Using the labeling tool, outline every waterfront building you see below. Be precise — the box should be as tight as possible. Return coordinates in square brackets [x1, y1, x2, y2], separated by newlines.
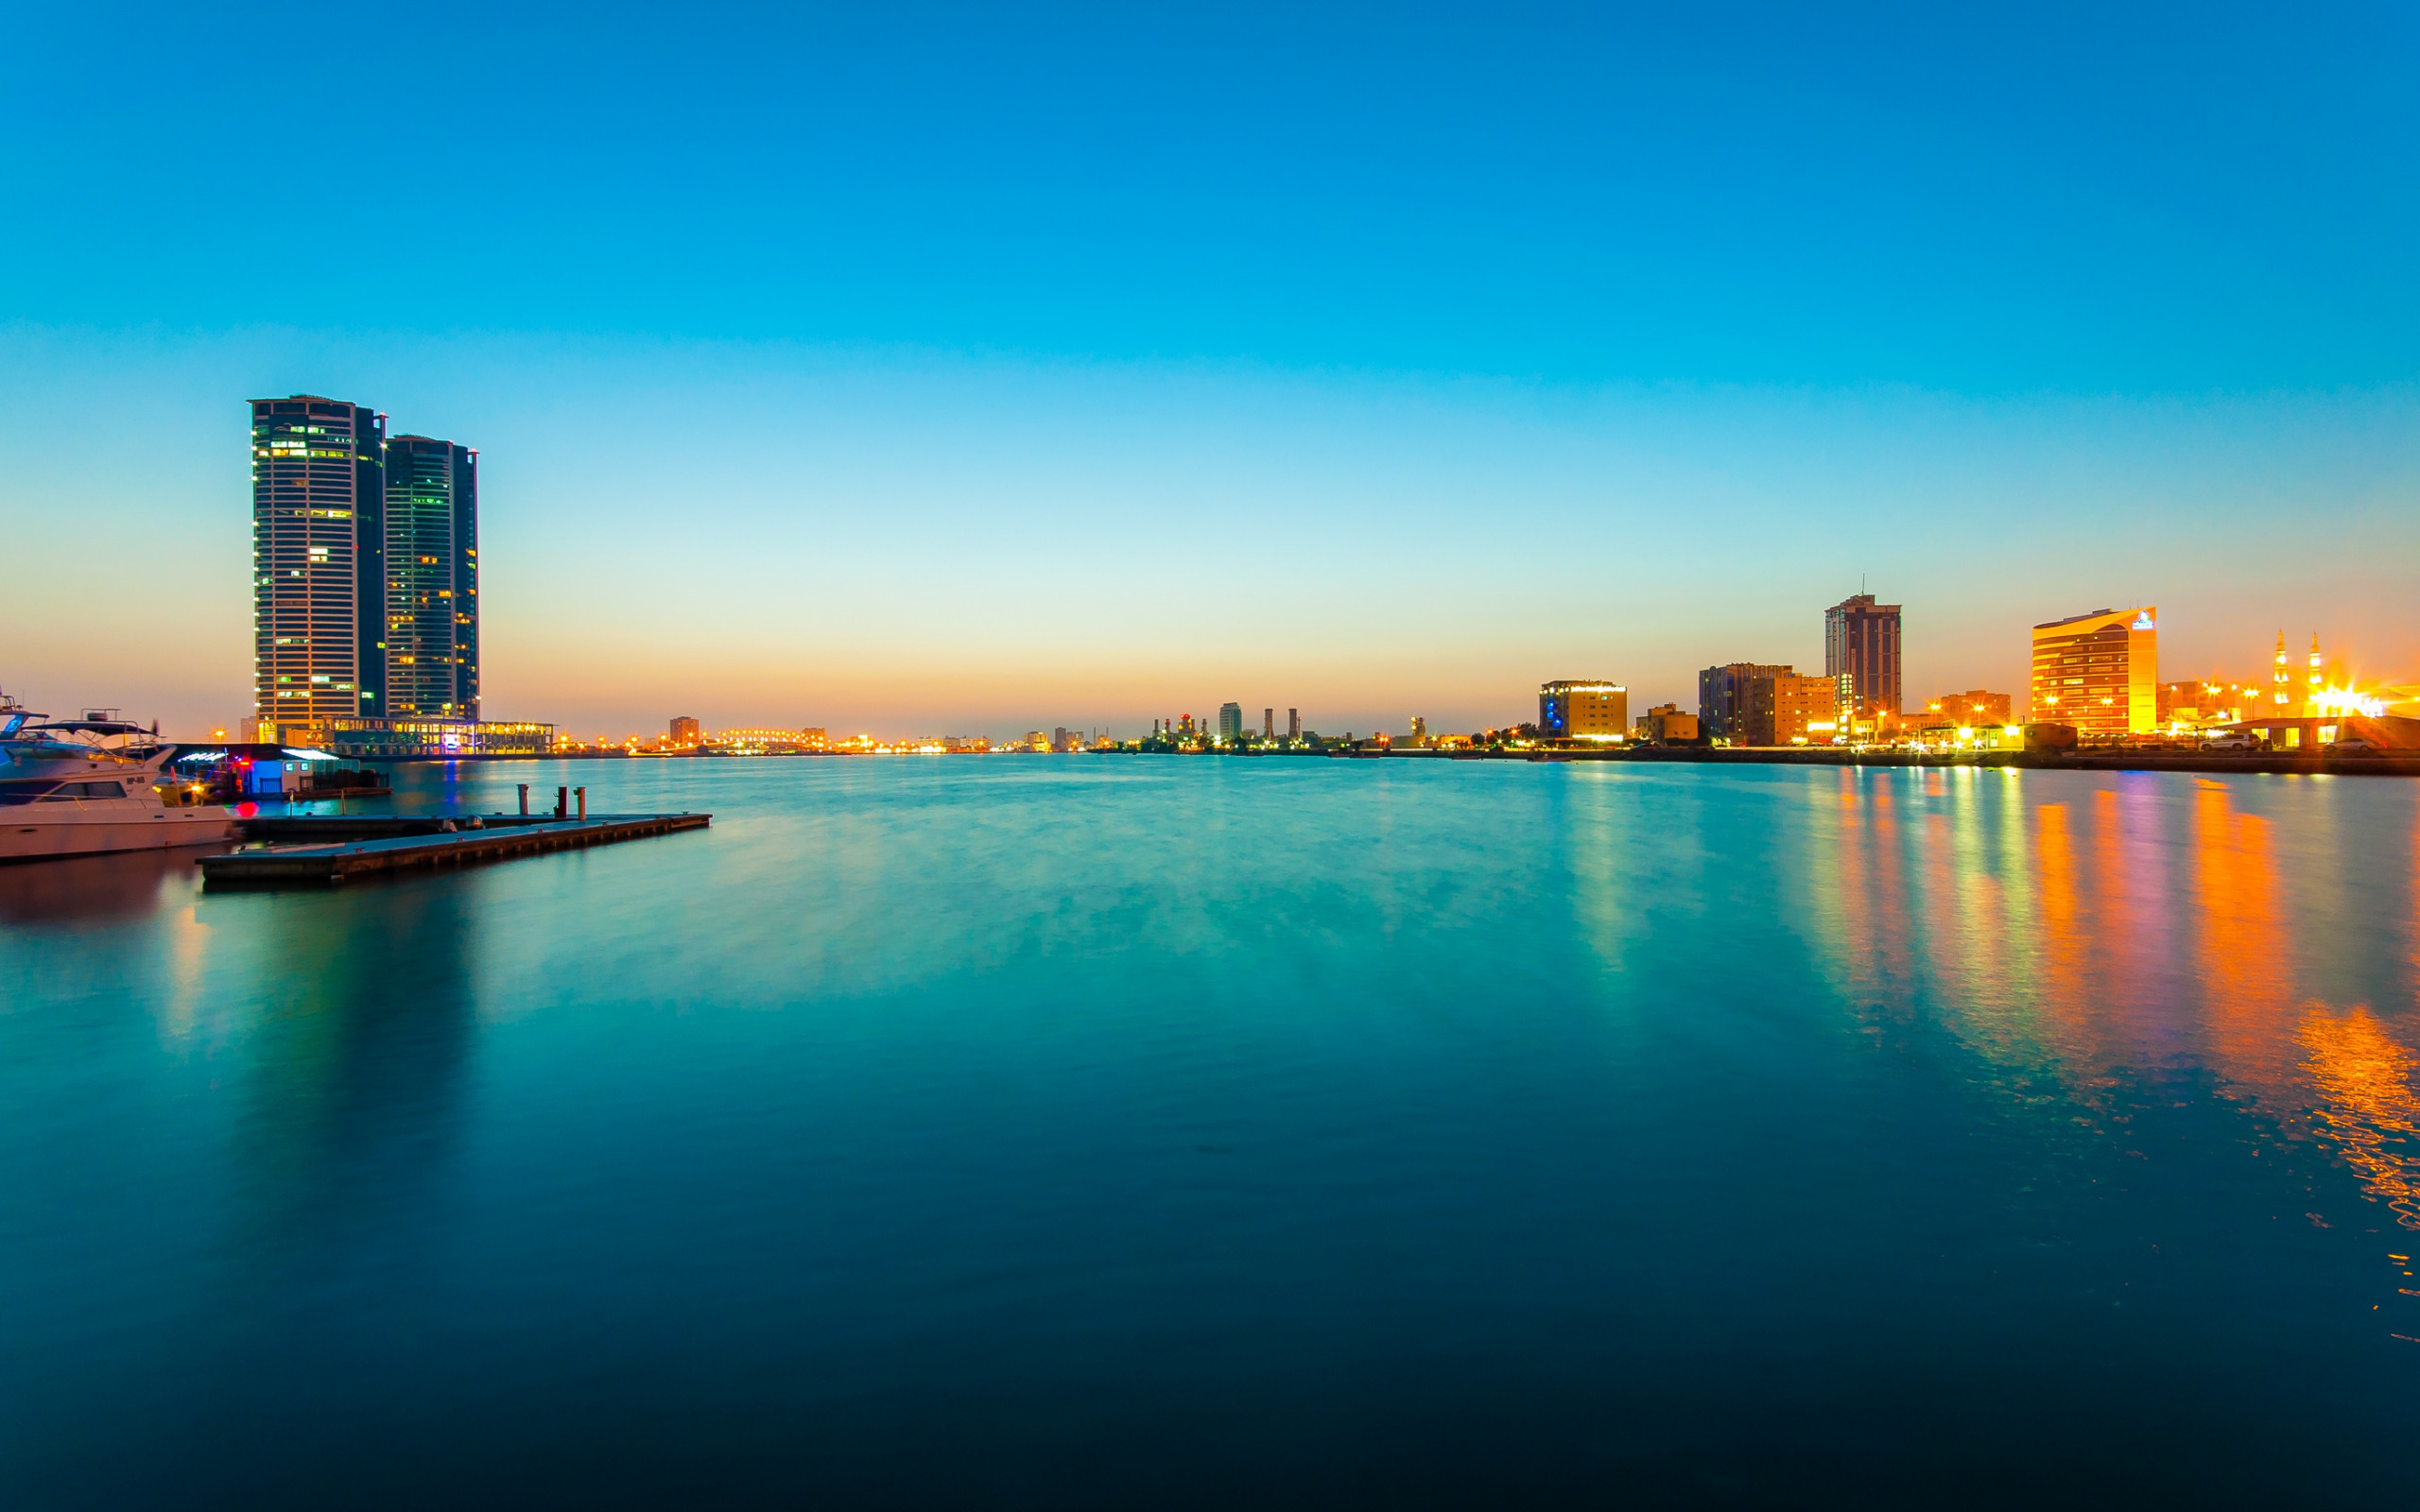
[1744, 672, 1839, 746]
[669, 715, 701, 744]
[1219, 703, 1244, 742]
[1697, 663, 1791, 743]
[282, 716, 552, 759]
[1635, 703, 1699, 742]
[251, 395, 387, 722]
[2031, 608, 2157, 736]
[1539, 681, 1628, 742]
[1825, 593, 1904, 715]
[1409, 715, 1428, 745]
[1925, 690, 2014, 727]
[1288, 708, 1301, 740]
[383, 435, 479, 718]
[1263, 708, 1274, 739]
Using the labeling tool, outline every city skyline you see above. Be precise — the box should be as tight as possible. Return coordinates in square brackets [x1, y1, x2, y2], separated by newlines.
[4, 8, 2416, 734]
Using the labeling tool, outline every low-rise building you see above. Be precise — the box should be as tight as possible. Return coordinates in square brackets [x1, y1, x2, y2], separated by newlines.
[1925, 690, 2014, 727]
[1540, 680, 1628, 742]
[1634, 704, 1699, 743]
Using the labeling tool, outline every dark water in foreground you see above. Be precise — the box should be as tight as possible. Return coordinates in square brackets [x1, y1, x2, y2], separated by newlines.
[4, 758, 2419, 1506]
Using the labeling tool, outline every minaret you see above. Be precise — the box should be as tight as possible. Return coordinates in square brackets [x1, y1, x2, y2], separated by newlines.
[2307, 633, 2324, 714]
[2273, 631, 2291, 709]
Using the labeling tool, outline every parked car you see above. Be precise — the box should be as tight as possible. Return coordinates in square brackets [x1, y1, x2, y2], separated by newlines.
[2201, 731, 2262, 751]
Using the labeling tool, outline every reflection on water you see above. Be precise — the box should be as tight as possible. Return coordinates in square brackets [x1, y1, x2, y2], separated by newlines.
[1788, 767, 2420, 1236]
[4, 760, 2420, 1504]
[0, 847, 202, 925]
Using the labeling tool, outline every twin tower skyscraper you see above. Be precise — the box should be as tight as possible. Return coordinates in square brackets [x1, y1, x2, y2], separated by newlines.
[250, 395, 477, 728]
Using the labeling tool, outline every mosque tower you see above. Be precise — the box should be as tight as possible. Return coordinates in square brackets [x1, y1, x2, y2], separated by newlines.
[2273, 631, 2292, 710]
[2307, 633, 2325, 713]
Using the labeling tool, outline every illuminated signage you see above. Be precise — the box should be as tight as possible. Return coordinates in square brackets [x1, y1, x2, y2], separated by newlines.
[2132, 610, 2155, 631]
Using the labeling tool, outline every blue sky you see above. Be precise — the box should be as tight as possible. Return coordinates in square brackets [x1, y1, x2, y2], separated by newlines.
[4, 4, 2416, 735]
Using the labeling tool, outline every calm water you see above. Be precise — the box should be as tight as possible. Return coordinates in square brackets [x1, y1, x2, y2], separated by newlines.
[5, 758, 2419, 1506]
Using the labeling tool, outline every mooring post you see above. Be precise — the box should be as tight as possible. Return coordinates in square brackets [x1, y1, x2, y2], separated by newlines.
[555, 786, 568, 818]
[576, 787, 586, 820]
[518, 783, 529, 816]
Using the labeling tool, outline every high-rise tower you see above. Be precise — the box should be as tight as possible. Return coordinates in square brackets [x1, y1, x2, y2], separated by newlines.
[251, 396, 386, 723]
[384, 436, 479, 718]
[1824, 593, 1903, 716]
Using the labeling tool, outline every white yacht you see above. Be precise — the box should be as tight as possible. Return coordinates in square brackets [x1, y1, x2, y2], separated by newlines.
[0, 695, 237, 862]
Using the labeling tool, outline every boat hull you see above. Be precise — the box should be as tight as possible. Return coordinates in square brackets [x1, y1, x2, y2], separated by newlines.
[0, 807, 237, 862]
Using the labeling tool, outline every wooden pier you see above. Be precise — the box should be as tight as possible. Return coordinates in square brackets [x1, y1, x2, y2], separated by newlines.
[200, 812, 710, 887]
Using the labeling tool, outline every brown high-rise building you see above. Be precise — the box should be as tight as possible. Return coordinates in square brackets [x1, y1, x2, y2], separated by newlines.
[1825, 593, 1903, 715]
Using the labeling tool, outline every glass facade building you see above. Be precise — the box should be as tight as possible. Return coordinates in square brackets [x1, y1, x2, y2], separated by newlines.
[384, 436, 479, 718]
[251, 396, 385, 722]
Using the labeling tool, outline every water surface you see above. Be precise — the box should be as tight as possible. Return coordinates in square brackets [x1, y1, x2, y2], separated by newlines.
[4, 759, 2418, 1505]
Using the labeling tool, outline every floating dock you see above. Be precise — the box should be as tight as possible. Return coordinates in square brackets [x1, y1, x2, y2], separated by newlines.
[199, 812, 710, 887]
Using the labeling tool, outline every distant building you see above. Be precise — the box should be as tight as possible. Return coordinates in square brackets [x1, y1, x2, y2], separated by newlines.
[251, 395, 387, 723]
[1635, 703, 1700, 743]
[1263, 707, 1274, 738]
[1641, 704, 1695, 741]
[1218, 702, 1244, 741]
[1926, 690, 2013, 728]
[288, 716, 552, 759]
[1825, 593, 1904, 716]
[2031, 608, 2157, 736]
[384, 434, 479, 719]
[1745, 672, 1839, 746]
[1409, 715, 1428, 744]
[1052, 726, 1076, 752]
[669, 715, 701, 744]
[1539, 681, 1628, 742]
[1698, 663, 1792, 743]
[1288, 708, 1301, 739]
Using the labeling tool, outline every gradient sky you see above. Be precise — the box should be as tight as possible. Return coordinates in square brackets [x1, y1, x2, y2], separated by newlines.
[4, 3, 2416, 737]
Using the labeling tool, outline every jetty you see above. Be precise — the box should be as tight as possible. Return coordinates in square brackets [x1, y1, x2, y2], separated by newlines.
[200, 811, 710, 887]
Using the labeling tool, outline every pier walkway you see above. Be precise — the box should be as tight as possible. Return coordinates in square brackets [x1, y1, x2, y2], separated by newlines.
[200, 812, 710, 887]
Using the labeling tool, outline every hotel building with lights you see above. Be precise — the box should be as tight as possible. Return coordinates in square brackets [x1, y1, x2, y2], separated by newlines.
[384, 435, 479, 718]
[251, 396, 541, 756]
[1540, 680, 1629, 741]
[1824, 593, 1903, 715]
[2030, 607, 2157, 736]
[251, 396, 387, 722]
